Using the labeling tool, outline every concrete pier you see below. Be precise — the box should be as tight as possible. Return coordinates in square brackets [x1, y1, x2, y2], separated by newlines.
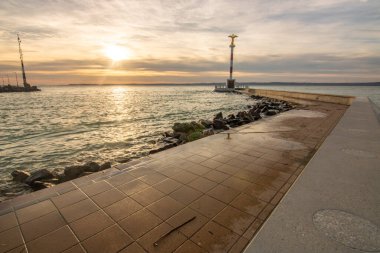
[1, 90, 376, 253]
[244, 97, 380, 253]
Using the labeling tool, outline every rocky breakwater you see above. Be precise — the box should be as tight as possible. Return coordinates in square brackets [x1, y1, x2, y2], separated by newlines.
[150, 95, 295, 154]
[10, 161, 111, 191]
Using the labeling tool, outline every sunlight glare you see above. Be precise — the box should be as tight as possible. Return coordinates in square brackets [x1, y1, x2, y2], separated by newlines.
[104, 45, 131, 61]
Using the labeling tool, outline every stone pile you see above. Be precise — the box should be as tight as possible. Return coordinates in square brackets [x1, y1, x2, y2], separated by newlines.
[150, 95, 295, 154]
[11, 161, 111, 190]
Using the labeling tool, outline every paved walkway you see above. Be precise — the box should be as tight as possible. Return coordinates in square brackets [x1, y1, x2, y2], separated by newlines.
[244, 97, 380, 253]
[0, 100, 346, 253]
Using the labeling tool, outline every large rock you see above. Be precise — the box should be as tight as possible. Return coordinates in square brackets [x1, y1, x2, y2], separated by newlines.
[64, 165, 86, 180]
[149, 143, 176, 154]
[116, 157, 131, 163]
[84, 161, 100, 172]
[266, 110, 277, 116]
[163, 137, 180, 144]
[203, 128, 215, 136]
[25, 169, 54, 185]
[172, 121, 205, 134]
[199, 119, 213, 128]
[213, 119, 226, 130]
[214, 112, 223, 120]
[187, 131, 203, 141]
[29, 181, 54, 191]
[11, 170, 30, 183]
[99, 162, 111, 171]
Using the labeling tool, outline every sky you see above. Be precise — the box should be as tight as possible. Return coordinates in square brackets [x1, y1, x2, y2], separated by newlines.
[0, 0, 379, 85]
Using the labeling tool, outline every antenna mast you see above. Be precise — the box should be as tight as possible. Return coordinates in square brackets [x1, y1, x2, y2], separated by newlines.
[17, 34, 30, 88]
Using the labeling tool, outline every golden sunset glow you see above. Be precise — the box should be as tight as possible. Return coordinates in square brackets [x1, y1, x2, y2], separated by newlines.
[103, 45, 131, 61]
[0, 0, 379, 85]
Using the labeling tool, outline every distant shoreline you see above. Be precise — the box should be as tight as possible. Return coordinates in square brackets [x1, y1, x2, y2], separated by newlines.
[63, 82, 380, 87]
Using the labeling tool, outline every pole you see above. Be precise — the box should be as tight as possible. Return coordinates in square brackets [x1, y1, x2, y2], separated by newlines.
[2, 76, 4, 86]
[15, 72, 19, 87]
[227, 34, 238, 89]
[7, 74, 10, 85]
[17, 34, 29, 88]
[229, 45, 234, 79]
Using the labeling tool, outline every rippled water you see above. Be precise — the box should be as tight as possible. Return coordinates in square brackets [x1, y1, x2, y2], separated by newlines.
[1, 84, 379, 199]
[0, 85, 252, 196]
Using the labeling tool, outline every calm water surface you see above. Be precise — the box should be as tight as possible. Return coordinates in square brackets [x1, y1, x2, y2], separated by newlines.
[1, 84, 379, 199]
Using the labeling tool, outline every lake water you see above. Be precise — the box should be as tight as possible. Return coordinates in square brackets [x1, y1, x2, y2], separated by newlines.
[1, 84, 379, 199]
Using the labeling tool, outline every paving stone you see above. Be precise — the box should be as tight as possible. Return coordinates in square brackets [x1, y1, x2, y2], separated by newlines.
[167, 207, 208, 238]
[203, 170, 230, 183]
[16, 200, 57, 224]
[130, 187, 165, 206]
[62, 244, 86, 253]
[104, 197, 143, 221]
[214, 206, 255, 235]
[52, 189, 87, 209]
[147, 196, 184, 220]
[117, 179, 150, 196]
[26, 225, 78, 253]
[91, 188, 125, 208]
[174, 240, 205, 253]
[171, 171, 198, 184]
[170, 185, 203, 205]
[80, 181, 112, 197]
[230, 193, 267, 217]
[139, 172, 167, 185]
[0, 227, 24, 253]
[154, 178, 182, 194]
[188, 177, 217, 193]
[119, 209, 162, 240]
[191, 221, 239, 253]
[189, 195, 226, 218]
[137, 222, 187, 253]
[207, 184, 240, 204]
[82, 225, 133, 253]
[119, 242, 147, 253]
[106, 172, 135, 187]
[21, 211, 65, 242]
[60, 199, 99, 223]
[0, 212, 18, 233]
[70, 210, 114, 241]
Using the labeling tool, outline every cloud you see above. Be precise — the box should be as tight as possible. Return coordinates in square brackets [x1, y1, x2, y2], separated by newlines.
[0, 0, 379, 84]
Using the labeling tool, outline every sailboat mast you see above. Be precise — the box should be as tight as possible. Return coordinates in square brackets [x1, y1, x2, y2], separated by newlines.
[17, 34, 29, 88]
[15, 72, 19, 87]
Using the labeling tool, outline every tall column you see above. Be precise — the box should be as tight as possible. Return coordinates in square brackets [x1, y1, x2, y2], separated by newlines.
[227, 34, 238, 89]
[230, 45, 234, 79]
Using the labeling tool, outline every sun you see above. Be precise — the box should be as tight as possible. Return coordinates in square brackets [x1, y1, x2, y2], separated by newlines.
[103, 45, 131, 61]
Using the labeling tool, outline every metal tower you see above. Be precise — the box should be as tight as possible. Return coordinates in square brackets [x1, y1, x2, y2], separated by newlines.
[17, 34, 30, 88]
[227, 34, 238, 89]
